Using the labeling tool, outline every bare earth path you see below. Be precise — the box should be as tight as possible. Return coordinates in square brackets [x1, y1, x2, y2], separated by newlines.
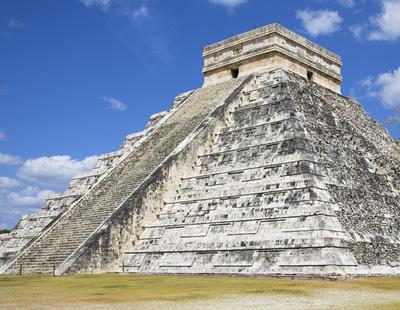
[0, 274, 399, 309]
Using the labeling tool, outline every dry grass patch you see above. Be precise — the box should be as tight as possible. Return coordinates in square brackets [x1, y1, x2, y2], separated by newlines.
[0, 274, 399, 309]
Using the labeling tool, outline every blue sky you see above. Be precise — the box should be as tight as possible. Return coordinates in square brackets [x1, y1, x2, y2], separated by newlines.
[1, 0, 399, 229]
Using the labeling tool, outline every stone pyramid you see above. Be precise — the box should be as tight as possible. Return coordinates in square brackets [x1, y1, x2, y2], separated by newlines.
[1, 24, 399, 277]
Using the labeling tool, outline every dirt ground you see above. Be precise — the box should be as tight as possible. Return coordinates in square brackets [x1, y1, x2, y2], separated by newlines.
[0, 274, 399, 309]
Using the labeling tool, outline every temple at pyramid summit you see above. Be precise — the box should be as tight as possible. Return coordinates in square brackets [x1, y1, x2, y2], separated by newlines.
[1, 23, 400, 277]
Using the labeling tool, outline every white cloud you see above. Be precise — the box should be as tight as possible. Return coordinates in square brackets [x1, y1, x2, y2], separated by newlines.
[102, 96, 127, 111]
[208, 0, 248, 8]
[131, 5, 150, 22]
[79, 0, 151, 24]
[8, 18, 23, 29]
[17, 155, 97, 188]
[1, 18, 23, 39]
[369, 0, 400, 41]
[361, 67, 400, 109]
[0, 177, 21, 189]
[0, 222, 10, 230]
[0, 153, 22, 166]
[79, 0, 112, 10]
[349, 24, 364, 39]
[338, 0, 356, 7]
[0, 130, 6, 142]
[296, 9, 343, 37]
[0, 153, 97, 228]
[7, 186, 55, 207]
[0, 184, 56, 229]
[0, 205, 27, 229]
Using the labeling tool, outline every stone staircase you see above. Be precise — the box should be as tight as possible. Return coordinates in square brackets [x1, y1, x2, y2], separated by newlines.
[3, 77, 248, 275]
[0, 103, 175, 270]
[121, 69, 358, 276]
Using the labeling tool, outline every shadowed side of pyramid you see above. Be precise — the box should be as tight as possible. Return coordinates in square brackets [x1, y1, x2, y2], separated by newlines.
[121, 69, 360, 277]
[291, 74, 400, 275]
[2, 23, 399, 278]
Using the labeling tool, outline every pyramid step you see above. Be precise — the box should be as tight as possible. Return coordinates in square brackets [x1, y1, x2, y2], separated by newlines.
[4, 77, 246, 275]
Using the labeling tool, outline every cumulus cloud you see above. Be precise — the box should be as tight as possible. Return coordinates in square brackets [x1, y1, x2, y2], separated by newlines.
[0, 153, 22, 166]
[0, 184, 56, 229]
[102, 96, 127, 111]
[337, 0, 356, 7]
[79, 0, 151, 24]
[0, 177, 21, 189]
[0, 204, 28, 229]
[368, 0, 400, 41]
[208, 0, 248, 8]
[361, 67, 400, 109]
[17, 155, 97, 188]
[8, 18, 23, 29]
[0, 130, 6, 142]
[1, 18, 23, 39]
[0, 153, 97, 228]
[131, 5, 150, 22]
[79, 0, 112, 10]
[349, 24, 364, 39]
[6, 186, 55, 207]
[296, 9, 343, 37]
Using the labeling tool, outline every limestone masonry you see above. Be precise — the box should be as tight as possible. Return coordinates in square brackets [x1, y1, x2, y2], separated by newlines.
[1, 24, 399, 277]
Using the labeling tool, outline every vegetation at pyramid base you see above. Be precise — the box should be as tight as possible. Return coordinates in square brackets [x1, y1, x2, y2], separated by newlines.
[0, 230, 10, 235]
[0, 274, 399, 309]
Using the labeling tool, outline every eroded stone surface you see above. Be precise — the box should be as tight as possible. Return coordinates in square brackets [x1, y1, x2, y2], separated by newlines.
[1, 78, 246, 275]
[203, 23, 342, 93]
[1, 23, 399, 277]
[122, 69, 357, 276]
[290, 75, 400, 269]
[0, 91, 193, 271]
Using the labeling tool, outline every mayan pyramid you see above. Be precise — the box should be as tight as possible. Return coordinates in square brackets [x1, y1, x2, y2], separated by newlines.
[1, 23, 399, 277]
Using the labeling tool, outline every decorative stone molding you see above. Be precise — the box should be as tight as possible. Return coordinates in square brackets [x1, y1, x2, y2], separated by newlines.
[202, 23, 342, 93]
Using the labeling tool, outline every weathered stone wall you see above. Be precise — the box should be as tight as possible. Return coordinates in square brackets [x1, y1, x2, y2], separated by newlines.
[121, 69, 362, 277]
[2, 45, 399, 277]
[0, 102, 179, 272]
[59, 79, 248, 274]
[202, 23, 341, 93]
[1, 77, 247, 275]
[289, 74, 400, 269]
[63, 105, 222, 274]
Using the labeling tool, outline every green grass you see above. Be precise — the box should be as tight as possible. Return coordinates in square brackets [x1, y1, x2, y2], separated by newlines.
[0, 274, 399, 308]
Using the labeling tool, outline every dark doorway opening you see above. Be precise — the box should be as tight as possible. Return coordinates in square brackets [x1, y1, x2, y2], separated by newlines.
[307, 71, 314, 81]
[231, 68, 239, 79]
